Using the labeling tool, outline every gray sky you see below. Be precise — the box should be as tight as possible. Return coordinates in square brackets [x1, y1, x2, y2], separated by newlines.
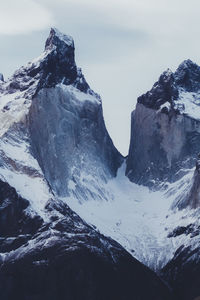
[1, 0, 200, 155]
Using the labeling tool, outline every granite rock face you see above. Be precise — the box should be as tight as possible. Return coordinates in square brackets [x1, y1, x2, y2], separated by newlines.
[26, 28, 123, 197]
[0, 28, 123, 199]
[28, 85, 122, 197]
[126, 60, 200, 186]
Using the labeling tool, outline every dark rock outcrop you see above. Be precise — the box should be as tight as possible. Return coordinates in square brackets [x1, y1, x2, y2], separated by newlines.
[138, 70, 178, 110]
[174, 59, 200, 92]
[161, 244, 200, 300]
[6, 28, 96, 97]
[0, 179, 42, 239]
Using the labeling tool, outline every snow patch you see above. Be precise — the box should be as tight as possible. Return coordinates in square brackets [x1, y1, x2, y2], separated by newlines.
[60, 84, 100, 104]
[175, 90, 200, 120]
[64, 163, 196, 271]
[0, 91, 31, 137]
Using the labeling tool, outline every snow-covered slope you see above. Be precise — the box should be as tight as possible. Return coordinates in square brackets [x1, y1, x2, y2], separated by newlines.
[161, 159, 200, 300]
[64, 162, 197, 271]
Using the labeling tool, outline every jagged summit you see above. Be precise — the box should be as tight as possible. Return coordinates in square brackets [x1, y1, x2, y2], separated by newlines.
[138, 68, 178, 110]
[127, 58, 200, 186]
[45, 27, 74, 50]
[174, 59, 200, 92]
[138, 59, 200, 111]
[3, 28, 93, 96]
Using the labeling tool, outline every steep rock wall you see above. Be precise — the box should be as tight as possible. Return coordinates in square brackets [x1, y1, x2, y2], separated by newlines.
[126, 61, 200, 186]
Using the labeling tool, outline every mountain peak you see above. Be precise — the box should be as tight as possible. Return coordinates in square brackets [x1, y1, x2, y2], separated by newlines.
[137, 68, 178, 110]
[174, 59, 200, 92]
[45, 27, 74, 51]
[176, 59, 198, 70]
[7, 28, 93, 94]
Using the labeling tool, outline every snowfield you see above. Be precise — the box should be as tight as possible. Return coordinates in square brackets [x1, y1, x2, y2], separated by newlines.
[65, 163, 198, 271]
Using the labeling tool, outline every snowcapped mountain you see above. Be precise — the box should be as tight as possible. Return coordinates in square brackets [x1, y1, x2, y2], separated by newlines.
[1, 27, 200, 300]
[126, 60, 200, 186]
[0, 28, 172, 300]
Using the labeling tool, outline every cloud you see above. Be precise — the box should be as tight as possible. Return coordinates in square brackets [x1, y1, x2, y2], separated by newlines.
[0, 0, 54, 35]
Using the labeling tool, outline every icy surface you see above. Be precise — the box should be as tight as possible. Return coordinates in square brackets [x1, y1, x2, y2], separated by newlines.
[0, 131, 53, 220]
[65, 163, 196, 271]
[0, 91, 31, 137]
[174, 89, 200, 120]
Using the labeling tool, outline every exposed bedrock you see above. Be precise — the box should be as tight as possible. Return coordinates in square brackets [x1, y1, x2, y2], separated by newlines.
[27, 28, 123, 197]
[29, 85, 122, 197]
[126, 60, 200, 186]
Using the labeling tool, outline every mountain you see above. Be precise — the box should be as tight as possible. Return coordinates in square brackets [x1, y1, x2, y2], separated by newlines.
[2, 27, 200, 300]
[124, 59, 200, 300]
[126, 60, 200, 186]
[6, 27, 123, 198]
[61, 57, 200, 300]
[0, 28, 173, 300]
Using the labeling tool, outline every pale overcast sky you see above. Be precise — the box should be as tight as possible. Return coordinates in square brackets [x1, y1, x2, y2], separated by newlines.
[0, 0, 200, 155]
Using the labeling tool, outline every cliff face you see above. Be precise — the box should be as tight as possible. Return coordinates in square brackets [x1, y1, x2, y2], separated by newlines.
[25, 28, 123, 198]
[29, 85, 122, 197]
[0, 28, 122, 199]
[126, 61, 200, 186]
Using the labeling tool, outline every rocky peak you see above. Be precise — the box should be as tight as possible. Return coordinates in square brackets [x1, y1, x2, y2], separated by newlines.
[36, 27, 78, 90]
[35, 27, 91, 92]
[138, 69, 178, 110]
[137, 59, 200, 111]
[6, 28, 91, 96]
[126, 59, 200, 186]
[45, 27, 74, 51]
[174, 59, 200, 92]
